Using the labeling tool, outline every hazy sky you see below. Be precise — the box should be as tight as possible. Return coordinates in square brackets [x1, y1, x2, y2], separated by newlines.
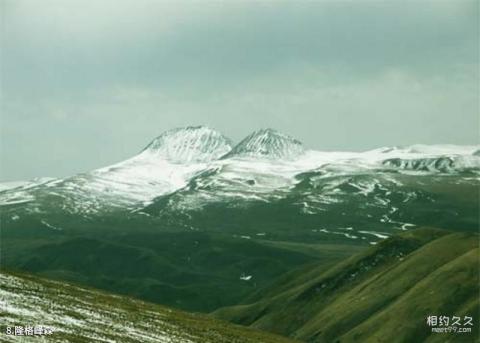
[1, 0, 479, 181]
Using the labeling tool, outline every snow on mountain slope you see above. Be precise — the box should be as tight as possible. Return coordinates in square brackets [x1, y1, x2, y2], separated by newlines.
[0, 181, 35, 192]
[140, 136, 479, 242]
[0, 126, 478, 219]
[381, 156, 477, 173]
[370, 144, 479, 155]
[0, 272, 293, 343]
[0, 126, 230, 215]
[223, 129, 305, 160]
[159, 141, 480, 207]
[143, 126, 233, 163]
[363, 144, 480, 173]
[0, 178, 57, 193]
[297, 145, 480, 172]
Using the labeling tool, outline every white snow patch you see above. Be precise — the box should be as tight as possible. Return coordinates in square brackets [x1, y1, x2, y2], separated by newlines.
[359, 231, 390, 239]
[240, 275, 252, 281]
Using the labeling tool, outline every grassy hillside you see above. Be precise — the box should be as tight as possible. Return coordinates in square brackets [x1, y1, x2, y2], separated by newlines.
[1, 223, 360, 313]
[214, 228, 480, 342]
[0, 270, 296, 343]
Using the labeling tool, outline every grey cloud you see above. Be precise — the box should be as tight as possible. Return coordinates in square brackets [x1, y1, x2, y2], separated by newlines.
[1, 0, 478, 180]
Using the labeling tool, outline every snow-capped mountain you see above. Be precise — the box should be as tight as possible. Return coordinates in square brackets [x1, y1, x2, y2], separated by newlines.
[143, 126, 233, 163]
[0, 126, 478, 243]
[223, 129, 305, 160]
[0, 126, 230, 214]
[150, 140, 480, 212]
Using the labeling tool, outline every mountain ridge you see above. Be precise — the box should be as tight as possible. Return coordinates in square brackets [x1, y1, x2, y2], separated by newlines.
[213, 228, 480, 342]
[0, 126, 478, 218]
[142, 125, 233, 163]
[223, 128, 305, 160]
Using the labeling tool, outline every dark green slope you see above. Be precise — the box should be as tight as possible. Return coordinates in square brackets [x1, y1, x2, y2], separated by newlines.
[1, 226, 361, 313]
[213, 228, 480, 342]
[0, 271, 296, 343]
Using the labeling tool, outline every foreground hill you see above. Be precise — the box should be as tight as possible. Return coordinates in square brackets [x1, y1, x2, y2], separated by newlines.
[0, 271, 295, 343]
[214, 228, 479, 343]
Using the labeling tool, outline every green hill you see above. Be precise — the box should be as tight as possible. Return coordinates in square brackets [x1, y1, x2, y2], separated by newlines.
[214, 228, 480, 342]
[0, 270, 296, 343]
[1, 226, 363, 314]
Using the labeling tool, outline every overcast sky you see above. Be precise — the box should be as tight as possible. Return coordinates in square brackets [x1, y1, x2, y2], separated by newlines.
[1, 0, 478, 181]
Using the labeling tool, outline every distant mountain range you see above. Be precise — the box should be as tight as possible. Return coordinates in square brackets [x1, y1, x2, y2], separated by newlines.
[1, 126, 479, 342]
[1, 126, 478, 242]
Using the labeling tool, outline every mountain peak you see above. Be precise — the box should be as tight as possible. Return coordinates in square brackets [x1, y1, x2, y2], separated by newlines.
[224, 128, 305, 160]
[143, 126, 233, 163]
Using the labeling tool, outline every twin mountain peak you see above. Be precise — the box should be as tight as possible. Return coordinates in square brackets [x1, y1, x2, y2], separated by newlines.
[143, 126, 305, 163]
